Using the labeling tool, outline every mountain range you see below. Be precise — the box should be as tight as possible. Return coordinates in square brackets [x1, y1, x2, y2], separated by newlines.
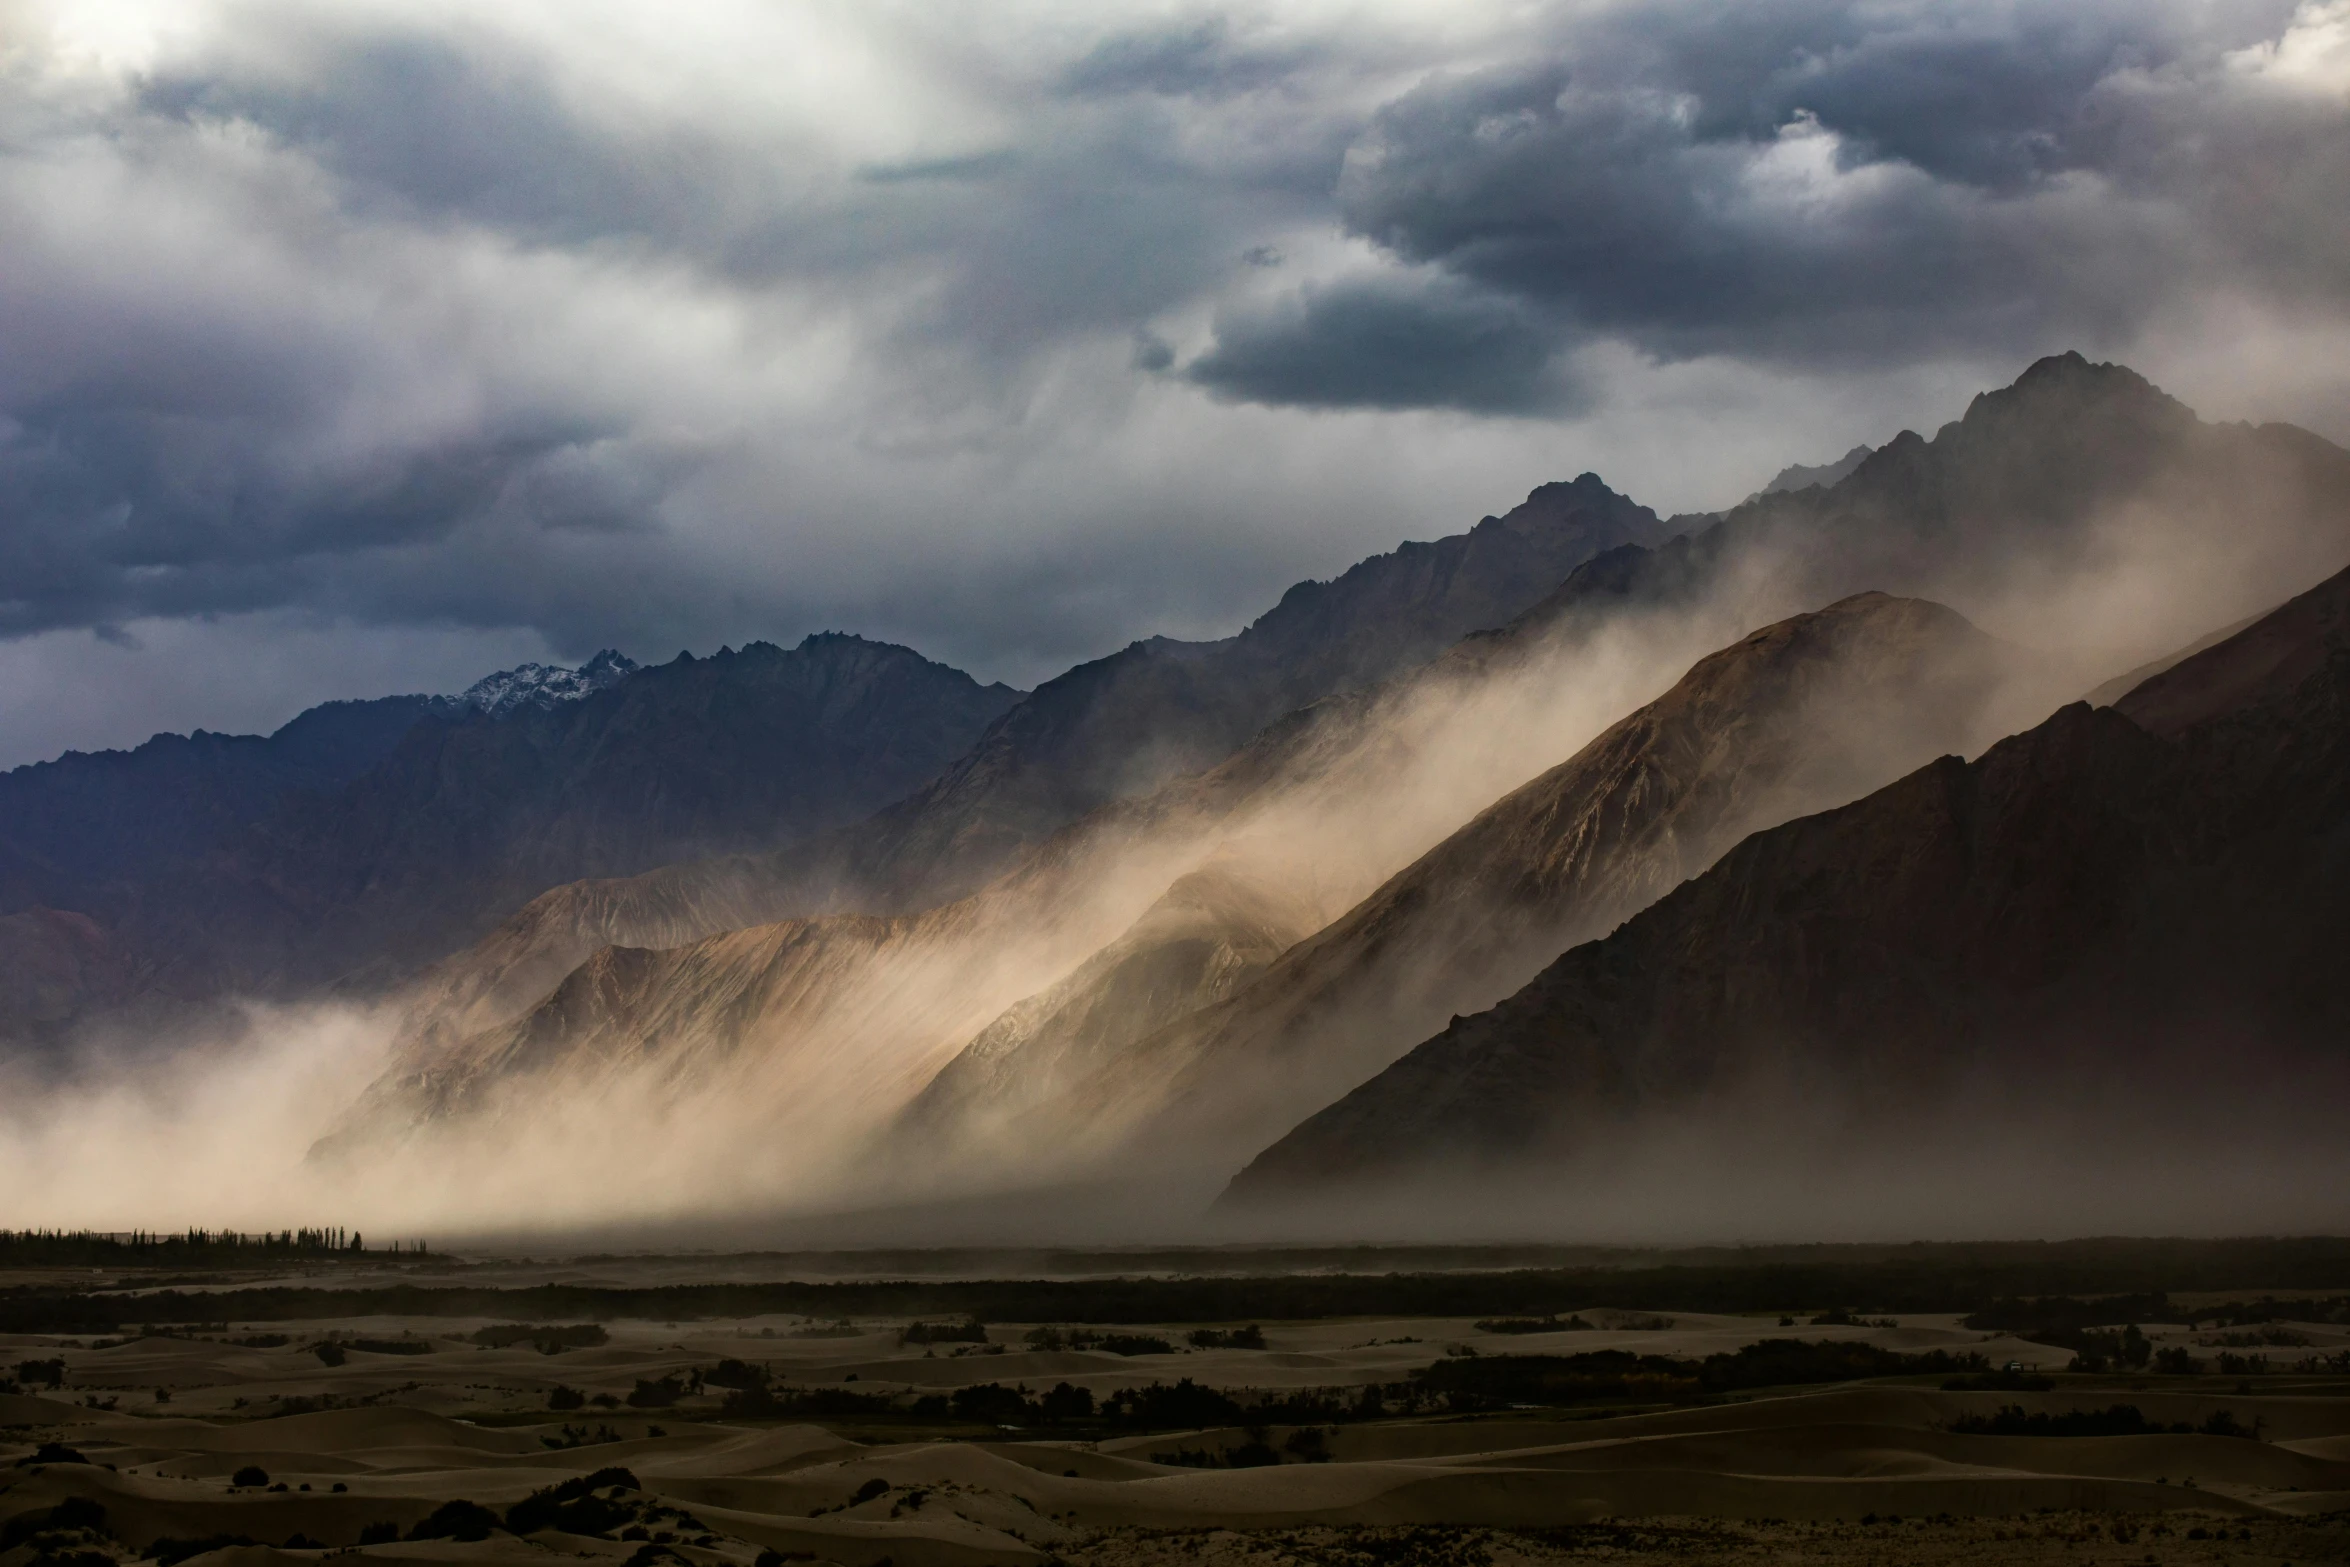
[8, 352, 2350, 1236]
[1224, 559, 2350, 1216]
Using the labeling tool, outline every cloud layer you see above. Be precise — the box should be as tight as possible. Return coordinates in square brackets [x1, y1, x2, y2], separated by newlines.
[3, 0, 2349, 764]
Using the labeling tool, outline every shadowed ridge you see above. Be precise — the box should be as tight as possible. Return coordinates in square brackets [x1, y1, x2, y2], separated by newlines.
[366, 352, 2350, 1069]
[1223, 559, 2350, 1206]
[932, 589, 2026, 1184]
[2113, 560, 2350, 738]
[108, 633, 1021, 999]
[369, 477, 1671, 1052]
[895, 862, 1323, 1153]
[818, 473, 1669, 910]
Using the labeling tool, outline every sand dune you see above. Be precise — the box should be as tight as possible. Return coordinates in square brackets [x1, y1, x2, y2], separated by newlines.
[9, 1294, 2349, 1567]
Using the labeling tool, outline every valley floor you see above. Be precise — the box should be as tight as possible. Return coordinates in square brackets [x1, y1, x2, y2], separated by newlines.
[4, 1261, 2349, 1567]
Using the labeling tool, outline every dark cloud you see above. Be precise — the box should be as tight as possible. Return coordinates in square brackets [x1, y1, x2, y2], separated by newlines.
[1060, 16, 1319, 99]
[0, 395, 632, 637]
[1195, 0, 2350, 393]
[140, 33, 701, 250]
[3, 0, 2349, 766]
[1186, 276, 1571, 413]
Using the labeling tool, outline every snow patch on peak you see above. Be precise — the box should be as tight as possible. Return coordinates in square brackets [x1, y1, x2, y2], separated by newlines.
[446, 650, 639, 717]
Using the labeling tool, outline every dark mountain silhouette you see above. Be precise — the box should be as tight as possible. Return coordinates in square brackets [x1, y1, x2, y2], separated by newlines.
[907, 592, 2038, 1182]
[0, 694, 437, 917]
[825, 473, 1672, 909]
[1753, 444, 1874, 499]
[1512, 353, 2350, 666]
[1223, 559, 2350, 1204]
[374, 477, 1672, 1047]
[361, 354, 2350, 1117]
[130, 634, 1023, 997]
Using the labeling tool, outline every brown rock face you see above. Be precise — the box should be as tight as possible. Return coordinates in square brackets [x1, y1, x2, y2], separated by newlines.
[939, 590, 2036, 1182]
[1225, 560, 2350, 1205]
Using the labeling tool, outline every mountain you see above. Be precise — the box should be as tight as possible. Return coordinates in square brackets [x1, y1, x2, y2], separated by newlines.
[369, 476, 1676, 1052]
[139, 634, 1023, 994]
[0, 693, 439, 918]
[819, 473, 1673, 910]
[316, 498, 1706, 1187]
[333, 355, 2350, 1208]
[1754, 444, 1874, 499]
[447, 649, 639, 716]
[1529, 354, 2350, 667]
[896, 862, 1322, 1149]
[894, 591, 2044, 1187]
[1222, 559, 2350, 1209]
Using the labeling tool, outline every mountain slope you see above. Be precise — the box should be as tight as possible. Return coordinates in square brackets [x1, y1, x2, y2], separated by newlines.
[375, 477, 1675, 1049]
[157, 633, 1022, 993]
[896, 862, 1322, 1146]
[822, 473, 1671, 909]
[322, 356, 2350, 1221]
[0, 694, 437, 918]
[397, 352, 2350, 1046]
[1224, 560, 2350, 1207]
[907, 592, 2039, 1184]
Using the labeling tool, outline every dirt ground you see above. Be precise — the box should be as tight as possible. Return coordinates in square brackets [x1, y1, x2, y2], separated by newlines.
[6, 1273, 2348, 1567]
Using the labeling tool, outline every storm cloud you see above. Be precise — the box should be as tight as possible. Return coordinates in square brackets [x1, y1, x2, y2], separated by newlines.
[2, 0, 2348, 765]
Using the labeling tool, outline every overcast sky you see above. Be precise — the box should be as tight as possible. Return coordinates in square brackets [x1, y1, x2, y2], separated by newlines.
[4, 0, 2350, 767]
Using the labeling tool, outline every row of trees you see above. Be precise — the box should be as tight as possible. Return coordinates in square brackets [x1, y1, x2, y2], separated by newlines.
[0, 1229, 429, 1267]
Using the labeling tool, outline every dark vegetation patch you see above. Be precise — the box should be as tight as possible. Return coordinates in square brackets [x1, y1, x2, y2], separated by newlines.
[13, 1237, 2350, 1334]
[505, 1467, 642, 1536]
[407, 1500, 501, 1542]
[1942, 1369, 2055, 1391]
[144, 1535, 259, 1565]
[471, 1322, 609, 1353]
[1474, 1315, 1592, 1334]
[1948, 1404, 2261, 1438]
[1414, 1340, 1992, 1410]
[1021, 1326, 1173, 1354]
[0, 1227, 417, 1269]
[2, 1496, 110, 1554]
[1187, 1326, 1268, 1349]
[899, 1319, 986, 1345]
[626, 1375, 686, 1408]
[16, 1443, 89, 1466]
[541, 1423, 627, 1449]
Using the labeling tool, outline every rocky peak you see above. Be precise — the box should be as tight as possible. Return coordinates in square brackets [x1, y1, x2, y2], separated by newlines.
[448, 650, 640, 717]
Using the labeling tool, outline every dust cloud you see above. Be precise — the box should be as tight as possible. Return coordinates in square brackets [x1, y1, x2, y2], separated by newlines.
[1, 456, 2342, 1245]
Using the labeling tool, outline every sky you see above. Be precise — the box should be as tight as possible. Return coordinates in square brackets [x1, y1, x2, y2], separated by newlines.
[4, 0, 2350, 768]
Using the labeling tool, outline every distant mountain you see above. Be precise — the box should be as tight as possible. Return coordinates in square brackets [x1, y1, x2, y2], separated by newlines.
[0, 649, 637, 923]
[0, 694, 439, 918]
[447, 650, 639, 717]
[1752, 444, 1874, 500]
[1223, 560, 2350, 1207]
[897, 862, 1322, 1150]
[305, 353, 2350, 1218]
[134, 634, 1023, 995]
[319, 494, 1697, 1173]
[826, 473, 1673, 910]
[908, 592, 2043, 1184]
[371, 476, 1676, 1050]
[344, 354, 2350, 1186]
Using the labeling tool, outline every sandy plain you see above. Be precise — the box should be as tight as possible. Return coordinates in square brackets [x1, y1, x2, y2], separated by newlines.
[6, 1262, 2349, 1567]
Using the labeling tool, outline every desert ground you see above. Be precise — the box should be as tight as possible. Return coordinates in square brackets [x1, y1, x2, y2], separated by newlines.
[7, 1253, 2350, 1567]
